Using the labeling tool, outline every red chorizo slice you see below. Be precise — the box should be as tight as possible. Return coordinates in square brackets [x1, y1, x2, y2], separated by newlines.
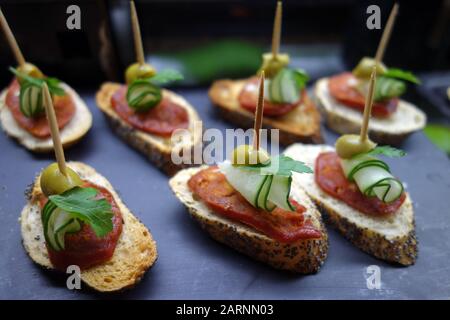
[188, 166, 322, 243]
[40, 182, 123, 271]
[111, 85, 189, 137]
[328, 72, 398, 118]
[5, 79, 76, 138]
[315, 151, 406, 216]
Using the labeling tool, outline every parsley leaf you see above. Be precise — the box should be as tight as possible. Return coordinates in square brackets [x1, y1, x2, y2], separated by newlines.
[48, 187, 114, 237]
[240, 155, 313, 176]
[383, 68, 421, 84]
[9, 67, 65, 96]
[148, 69, 184, 85]
[354, 145, 406, 159]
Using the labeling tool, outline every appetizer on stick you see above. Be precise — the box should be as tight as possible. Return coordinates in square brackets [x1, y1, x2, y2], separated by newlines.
[171, 72, 328, 273]
[209, 1, 322, 145]
[286, 67, 417, 266]
[21, 84, 157, 292]
[314, 4, 426, 145]
[96, 1, 201, 175]
[0, 8, 91, 152]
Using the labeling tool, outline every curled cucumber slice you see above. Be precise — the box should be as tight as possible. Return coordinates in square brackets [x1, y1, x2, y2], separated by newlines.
[219, 161, 294, 212]
[341, 155, 403, 203]
[19, 82, 44, 118]
[126, 79, 162, 112]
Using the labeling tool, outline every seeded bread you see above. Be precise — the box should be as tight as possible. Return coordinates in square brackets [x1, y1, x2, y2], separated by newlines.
[169, 166, 329, 274]
[96, 82, 201, 176]
[314, 77, 426, 145]
[209, 79, 323, 145]
[0, 83, 92, 152]
[20, 162, 158, 292]
[284, 143, 417, 266]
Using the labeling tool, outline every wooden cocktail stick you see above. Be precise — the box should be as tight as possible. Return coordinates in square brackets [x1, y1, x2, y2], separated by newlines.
[42, 83, 67, 176]
[360, 67, 377, 142]
[271, 1, 282, 59]
[130, 0, 145, 65]
[375, 3, 399, 64]
[253, 71, 265, 151]
[0, 7, 26, 66]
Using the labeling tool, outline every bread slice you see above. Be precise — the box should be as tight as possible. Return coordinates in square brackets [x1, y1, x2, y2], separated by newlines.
[20, 162, 158, 292]
[0, 83, 92, 152]
[314, 77, 426, 145]
[284, 143, 417, 266]
[209, 79, 323, 145]
[96, 82, 201, 176]
[169, 166, 328, 274]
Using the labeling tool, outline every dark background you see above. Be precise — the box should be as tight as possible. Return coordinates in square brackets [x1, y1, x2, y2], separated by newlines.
[1, 0, 449, 122]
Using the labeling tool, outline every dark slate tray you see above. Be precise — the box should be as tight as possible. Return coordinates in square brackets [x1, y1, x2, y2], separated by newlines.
[0, 88, 449, 300]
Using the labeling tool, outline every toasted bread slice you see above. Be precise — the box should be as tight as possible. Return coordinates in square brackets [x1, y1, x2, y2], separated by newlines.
[0, 83, 92, 152]
[96, 82, 201, 176]
[284, 143, 417, 266]
[169, 166, 328, 274]
[314, 77, 426, 145]
[20, 162, 158, 292]
[209, 79, 323, 145]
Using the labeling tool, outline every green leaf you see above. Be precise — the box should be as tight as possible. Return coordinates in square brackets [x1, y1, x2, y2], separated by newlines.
[148, 69, 184, 85]
[355, 145, 406, 158]
[423, 124, 450, 155]
[9, 67, 65, 96]
[240, 155, 313, 177]
[48, 187, 114, 238]
[384, 68, 421, 84]
[374, 76, 406, 101]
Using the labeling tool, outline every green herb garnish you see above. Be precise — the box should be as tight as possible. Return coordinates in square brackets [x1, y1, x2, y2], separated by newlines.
[9, 67, 65, 96]
[383, 68, 421, 84]
[240, 154, 313, 177]
[47, 187, 114, 237]
[148, 69, 184, 85]
[354, 146, 406, 159]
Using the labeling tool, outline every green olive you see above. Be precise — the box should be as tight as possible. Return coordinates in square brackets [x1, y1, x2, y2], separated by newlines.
[125, 62, 156, 84]
[258, 53, 290, 78]
[335, 134, 377, 159]
[232, 144, 271, 166]
[16, 63, 44, 83]
[352, 57, 387, 79]
[40, 163, 83, 197]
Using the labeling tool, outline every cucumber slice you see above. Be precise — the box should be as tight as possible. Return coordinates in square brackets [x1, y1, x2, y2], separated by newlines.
[341, 156, 404, 203]
[42, 203, 82, 251]
[267, 175, 294, 211]
[256, 175, 276, 211]
[219, 161, 267, 207]
[268, 68, 308, 104]
[219, 161, 294, 212]
[19, 82, 44, 117]
[126, 79, 162, 112]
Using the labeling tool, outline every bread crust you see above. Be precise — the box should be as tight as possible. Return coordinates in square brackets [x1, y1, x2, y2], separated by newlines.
[169, 167, 329, 274]
[209, 79, 323, 145]
[314, 77, 426, 146]
[0, 83, 92, 152]
[20, 162, 158, 292]
[96, 82, 202, 176]
[284, 143, 417, 266]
